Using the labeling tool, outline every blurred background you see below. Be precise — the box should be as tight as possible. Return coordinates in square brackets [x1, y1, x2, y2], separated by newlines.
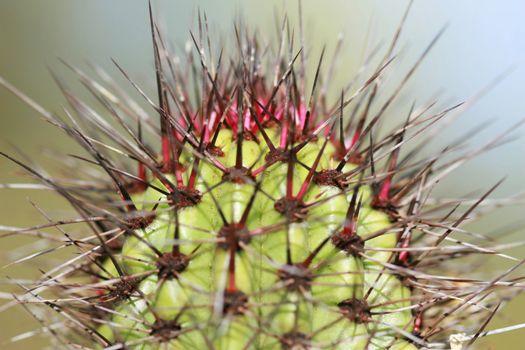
[1, 0, 524, 348]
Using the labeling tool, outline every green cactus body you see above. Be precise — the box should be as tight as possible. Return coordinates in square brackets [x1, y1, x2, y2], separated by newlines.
[94, 128, 415, 350]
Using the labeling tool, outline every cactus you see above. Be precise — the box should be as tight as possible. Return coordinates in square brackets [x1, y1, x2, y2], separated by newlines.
[1, 2, 523, 350]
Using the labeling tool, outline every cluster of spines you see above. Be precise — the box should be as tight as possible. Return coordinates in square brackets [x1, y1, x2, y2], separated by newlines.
[0, 2, 522, 350]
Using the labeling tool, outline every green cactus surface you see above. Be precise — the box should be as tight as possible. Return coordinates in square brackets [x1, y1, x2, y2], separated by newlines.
[93, 127, 415, 349]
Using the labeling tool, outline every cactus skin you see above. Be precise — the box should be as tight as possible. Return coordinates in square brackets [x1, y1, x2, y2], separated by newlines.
[1, 2, 522, 350]
[95, 127, 414, 349]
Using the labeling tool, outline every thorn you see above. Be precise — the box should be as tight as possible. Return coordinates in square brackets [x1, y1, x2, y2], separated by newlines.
[296, 132, 330, 201]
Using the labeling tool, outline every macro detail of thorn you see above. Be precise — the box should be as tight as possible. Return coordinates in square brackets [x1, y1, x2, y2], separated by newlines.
[277, 264, 313, 292]
[274, 197, 308, 222]
[314, 169, 346, 188]
[150, 318, 182, 342]
[264, 147, 288, 164]
[280, 332, 311, 350]
[338, 298, 371, 324]
[0, 1, 522, 349]
[222, 290, 249, 315]
[102, 277, 140, 304]
[167, 186, 202, 209]
[222, 166, 255, 184]
[206, 144, 225, 157]
[331, 232, 365, 256]
[217, 223, 251, 251]
[124, 211, 156, 230]
[156, 252, 189, 279]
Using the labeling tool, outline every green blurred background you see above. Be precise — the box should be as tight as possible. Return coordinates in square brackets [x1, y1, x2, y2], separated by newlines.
[1, 0, 524, 348]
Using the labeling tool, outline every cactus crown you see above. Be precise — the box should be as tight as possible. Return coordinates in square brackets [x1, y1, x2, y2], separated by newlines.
[1, 2, 523, 350]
